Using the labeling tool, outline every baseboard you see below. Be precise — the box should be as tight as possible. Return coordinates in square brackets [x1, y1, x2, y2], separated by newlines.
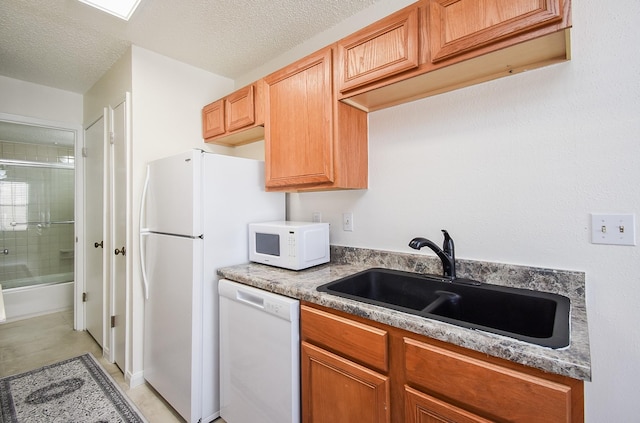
[126, 369, 145, 388]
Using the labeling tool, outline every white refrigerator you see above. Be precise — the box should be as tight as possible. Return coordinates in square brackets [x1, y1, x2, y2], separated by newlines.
[139, 149, 285, 423]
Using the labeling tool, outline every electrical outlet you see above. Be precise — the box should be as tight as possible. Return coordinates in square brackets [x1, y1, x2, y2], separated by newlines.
[312, 212, 322, 223]
[342, 212, 354, 232]
[591, 213, 636, 245]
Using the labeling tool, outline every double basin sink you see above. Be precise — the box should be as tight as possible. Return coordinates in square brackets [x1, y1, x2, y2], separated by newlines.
[317, 268, 570, 348]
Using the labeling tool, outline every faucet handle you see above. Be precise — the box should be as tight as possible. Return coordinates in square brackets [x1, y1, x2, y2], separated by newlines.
[441, 229, 454, 258]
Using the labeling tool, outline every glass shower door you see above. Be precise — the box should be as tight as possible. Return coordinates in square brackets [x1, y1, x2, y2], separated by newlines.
[0, 143, 75, 290]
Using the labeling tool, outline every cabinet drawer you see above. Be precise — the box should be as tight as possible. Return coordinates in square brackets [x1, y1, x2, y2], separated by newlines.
[404, 337, 575, 422]
[301, 305, 388, 372]
[405, 386, 492, 423]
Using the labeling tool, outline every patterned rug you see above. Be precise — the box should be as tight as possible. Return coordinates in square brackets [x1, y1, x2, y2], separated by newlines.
[0, 353, 147, 422]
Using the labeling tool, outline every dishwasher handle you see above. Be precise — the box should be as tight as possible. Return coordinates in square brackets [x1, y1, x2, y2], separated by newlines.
[236, 289, 264, 309]
[219, 279, 299, 322]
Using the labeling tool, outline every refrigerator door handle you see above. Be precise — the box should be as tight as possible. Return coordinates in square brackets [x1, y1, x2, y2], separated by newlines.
[139, 165, 150, 300]
[139, 233, 149, 300]
[140, 164, 150, 232]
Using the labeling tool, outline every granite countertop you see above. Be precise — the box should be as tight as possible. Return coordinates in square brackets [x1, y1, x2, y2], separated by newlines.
[218, 246, 591, 381]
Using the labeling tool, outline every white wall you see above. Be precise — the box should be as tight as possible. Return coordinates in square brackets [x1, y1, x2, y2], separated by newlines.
[128, 45, 235, 382]
[282, 0, 640, 421]
[83, 49, 132, 124]
[0, 75, 82, 124]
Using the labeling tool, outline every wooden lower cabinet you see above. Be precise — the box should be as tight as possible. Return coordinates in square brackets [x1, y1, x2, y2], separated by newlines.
[301, 341, 391, 423]
[301, 302, 584, 423]
[404, 338, 580, 422]
[405, 386, 492, 423]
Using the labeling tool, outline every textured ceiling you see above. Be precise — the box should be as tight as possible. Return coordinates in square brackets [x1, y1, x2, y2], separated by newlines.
[0, 0, 384, 94]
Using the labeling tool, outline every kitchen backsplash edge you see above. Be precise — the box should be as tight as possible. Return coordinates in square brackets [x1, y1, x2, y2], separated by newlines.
[330, 245, 586, 301]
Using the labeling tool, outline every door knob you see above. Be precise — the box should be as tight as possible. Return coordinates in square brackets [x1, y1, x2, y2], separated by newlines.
[114, 246, 126, 256]
[94, 241, 103, 248]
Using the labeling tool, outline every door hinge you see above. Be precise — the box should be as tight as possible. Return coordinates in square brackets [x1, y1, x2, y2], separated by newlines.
[82, 147, 88, 157]
[82, 292, 87, 302]
[111, 315, 116, 328]
[109, 131, 115, 145]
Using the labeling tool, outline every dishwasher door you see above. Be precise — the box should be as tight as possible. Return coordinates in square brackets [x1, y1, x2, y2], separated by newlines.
[219, 279, 300, 423]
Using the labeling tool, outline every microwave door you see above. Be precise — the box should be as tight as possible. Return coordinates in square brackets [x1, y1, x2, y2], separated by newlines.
[256, 232, 281, 257]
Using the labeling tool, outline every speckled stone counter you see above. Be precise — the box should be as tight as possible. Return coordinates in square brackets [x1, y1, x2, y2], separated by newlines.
[218, 246, 591, 381]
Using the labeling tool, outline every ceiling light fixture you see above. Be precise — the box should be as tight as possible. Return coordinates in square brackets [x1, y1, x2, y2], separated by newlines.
[78, 0, 142, 21]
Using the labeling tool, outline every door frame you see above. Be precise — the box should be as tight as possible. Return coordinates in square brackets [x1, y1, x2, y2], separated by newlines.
[0, 112, 84, 328]
[107, 93, 132, 367]
[81, 111, 109, 345]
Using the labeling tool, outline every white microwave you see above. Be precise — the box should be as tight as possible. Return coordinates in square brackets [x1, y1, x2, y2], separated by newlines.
[249, 221, 330, 270]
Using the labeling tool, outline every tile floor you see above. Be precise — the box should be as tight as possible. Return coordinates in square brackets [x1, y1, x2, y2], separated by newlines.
[0, 310, 226, 423]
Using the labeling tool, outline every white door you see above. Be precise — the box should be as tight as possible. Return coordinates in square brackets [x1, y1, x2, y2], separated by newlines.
[110, 98, 129, 371]
[142, 232, 202, 423]
[84, 114, 107, 347]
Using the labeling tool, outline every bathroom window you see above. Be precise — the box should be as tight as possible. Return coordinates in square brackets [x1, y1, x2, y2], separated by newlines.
[0, 181, 29, 231]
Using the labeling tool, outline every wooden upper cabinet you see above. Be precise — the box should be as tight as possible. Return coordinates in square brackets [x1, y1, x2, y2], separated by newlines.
[202, 80, 265, 146]
[337, 5, 420, 93]
[264, 47, 368, 192]
[340, 0, 571, 112]
[202, 99, 225, 139]
[225, 84, 256, 132]
[428, 0, 565, 63]
[264, 49, 333, 188]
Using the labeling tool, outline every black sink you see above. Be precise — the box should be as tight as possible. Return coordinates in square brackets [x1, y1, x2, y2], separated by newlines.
[317, 268, 570, 348]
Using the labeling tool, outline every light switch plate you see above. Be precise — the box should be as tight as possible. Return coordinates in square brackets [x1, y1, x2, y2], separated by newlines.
[591, 213, 636, 245]
[342, 212, 354, 231]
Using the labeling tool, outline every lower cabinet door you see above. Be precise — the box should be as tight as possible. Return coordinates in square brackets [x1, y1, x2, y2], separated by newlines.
[301, 341, 390, 423]
[405, 386, 492, 423]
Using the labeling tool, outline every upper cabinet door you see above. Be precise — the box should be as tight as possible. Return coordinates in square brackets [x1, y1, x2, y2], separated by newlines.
[428, 0, 564, 63]
[202, 99, 225, 139]
[337, 5, 420, 93]
[202, 80, 265, 146]
[226, 84, 255, 132]
[264, 48, 334, 189]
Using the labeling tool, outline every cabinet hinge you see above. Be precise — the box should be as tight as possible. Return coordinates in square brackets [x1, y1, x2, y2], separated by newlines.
[111, 315, 116, 328]
[82, 292, 87, 302]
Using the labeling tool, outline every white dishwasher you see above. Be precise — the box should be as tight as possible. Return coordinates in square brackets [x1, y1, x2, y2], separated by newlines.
[218, 279, 300, 423]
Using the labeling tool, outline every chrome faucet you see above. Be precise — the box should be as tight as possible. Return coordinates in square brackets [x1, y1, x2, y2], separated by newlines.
[409, 230, 456, 280]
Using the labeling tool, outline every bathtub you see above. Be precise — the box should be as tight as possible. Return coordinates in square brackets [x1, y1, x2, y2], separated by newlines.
[1, 272, 74, 322]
